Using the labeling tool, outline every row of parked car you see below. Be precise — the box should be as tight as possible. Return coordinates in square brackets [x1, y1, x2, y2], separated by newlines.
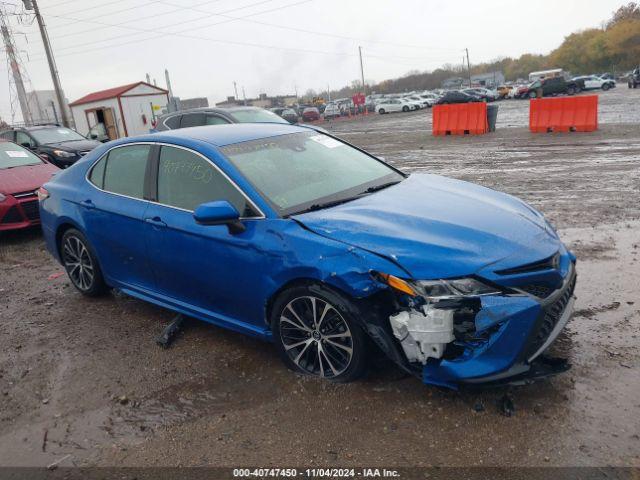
[0, 104, 334, 231]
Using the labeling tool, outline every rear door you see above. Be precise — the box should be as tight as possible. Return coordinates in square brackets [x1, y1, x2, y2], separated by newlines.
[82, 143, 155, 290]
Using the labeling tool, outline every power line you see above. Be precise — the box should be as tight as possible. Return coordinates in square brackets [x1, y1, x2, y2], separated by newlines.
[154, 0, 463, 52]
[48, 0, 276, 41]
[23, 0, 311, 59]
[45, 0, 165, 31]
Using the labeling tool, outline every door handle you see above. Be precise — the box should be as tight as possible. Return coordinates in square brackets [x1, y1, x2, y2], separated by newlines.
[145, 216, 167, 228]
[81, 199, 95, 210]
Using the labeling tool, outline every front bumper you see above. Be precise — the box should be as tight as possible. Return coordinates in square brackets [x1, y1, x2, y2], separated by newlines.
[0, 193, 41, 231]
[420, 262, 576, 389]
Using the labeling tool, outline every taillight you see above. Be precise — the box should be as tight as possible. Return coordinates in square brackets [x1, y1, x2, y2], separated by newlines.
[37, 187, 49, 202]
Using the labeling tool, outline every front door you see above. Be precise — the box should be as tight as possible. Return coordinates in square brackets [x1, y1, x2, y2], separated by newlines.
[143, 145, 267, 329]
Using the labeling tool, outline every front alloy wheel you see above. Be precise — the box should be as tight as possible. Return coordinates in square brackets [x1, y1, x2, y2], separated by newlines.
[272, 286, 367, 382]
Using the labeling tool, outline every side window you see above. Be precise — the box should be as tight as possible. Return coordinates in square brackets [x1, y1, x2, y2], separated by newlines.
[163, 115, 181, 129]
[88, 156, 107, 188]
[0, 131, 14, 141]
[180, 113, 205, 128]
[102, 145, 150, 199]
[157, 146, 256, 216]
[205, 115, 230, 125]
[16, 132, 34, 148]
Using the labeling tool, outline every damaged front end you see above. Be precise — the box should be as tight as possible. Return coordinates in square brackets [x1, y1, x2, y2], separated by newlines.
[374, 257, 576, 389]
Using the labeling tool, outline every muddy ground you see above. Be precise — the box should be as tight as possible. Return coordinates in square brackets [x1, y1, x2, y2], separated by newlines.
[1, 87, 639, 469]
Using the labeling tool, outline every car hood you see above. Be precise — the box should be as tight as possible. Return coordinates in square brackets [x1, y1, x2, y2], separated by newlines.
[0, 162, 58, 195]
[293, 174, 560, 280]
[43, 139, 101, 152]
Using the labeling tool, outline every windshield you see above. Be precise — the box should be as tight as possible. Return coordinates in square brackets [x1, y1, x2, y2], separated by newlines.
[221, 132, 404, 216]
[0, 142, 43, 169]
[229, 109, 289, 124]
[30, 127, 86, 144]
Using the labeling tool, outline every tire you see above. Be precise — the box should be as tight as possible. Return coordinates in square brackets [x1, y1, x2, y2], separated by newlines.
[602, 83, 610, 91]
[567, 86, 576, 95]
[60, 228, 107, 296]
[271, 284, 368, 383]
[378, 108, 385, 114]
[402, 106, 409, 112]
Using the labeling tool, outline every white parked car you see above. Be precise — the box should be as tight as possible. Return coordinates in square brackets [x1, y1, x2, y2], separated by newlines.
[573, 75, 615, 91]
[401, 97, 423, 110]
[405, 95, 432, 109]
[376, 99, 413, 114]
[418, 95, 436, 107]
[323, 103, 341, 120]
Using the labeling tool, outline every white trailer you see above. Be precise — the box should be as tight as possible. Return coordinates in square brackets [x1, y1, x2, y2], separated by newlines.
[69, 82, 169, 140]
[528, 69, 564, 82]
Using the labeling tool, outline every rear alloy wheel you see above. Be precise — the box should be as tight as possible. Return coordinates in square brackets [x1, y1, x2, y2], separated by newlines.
[402, 106, 409, 112]
[272, 286, 367, 382]
[602, 83, 610, 91]
[61, 229, 106, 296]
[378, 108, 385, 114]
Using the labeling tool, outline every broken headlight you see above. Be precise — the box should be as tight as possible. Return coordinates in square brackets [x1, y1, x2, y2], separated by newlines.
[416, 278, 500, 298]
[378, 273, 500, 299]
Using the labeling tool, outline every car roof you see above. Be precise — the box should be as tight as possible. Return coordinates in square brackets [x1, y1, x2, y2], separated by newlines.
[1, 124, 63, 132]
[160, 106, 265, 118]
[139, 123, 310, 147]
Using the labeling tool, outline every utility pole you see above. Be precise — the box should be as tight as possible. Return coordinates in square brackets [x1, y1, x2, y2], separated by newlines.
[165, 68, 176, 112]
[358, 46, 366, 94]
[26, 0, 70, 127]
[465, 48, 472, 88]
[233, 81, 238, 100]
[242, 86, 247, 106]
[327, 84, 331, 102]
[1, 11, 32, 124]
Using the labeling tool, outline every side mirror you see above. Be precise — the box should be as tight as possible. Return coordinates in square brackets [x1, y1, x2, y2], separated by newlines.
[89, 134, 98, 140]
[193, 200, 245, 234]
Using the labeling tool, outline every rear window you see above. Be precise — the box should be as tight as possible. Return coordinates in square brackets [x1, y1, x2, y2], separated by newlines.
[101, 145, 150, 199]
[163, 115, 181, 129]
[180, 114, 205, 128]
[0, 142, 43, 169]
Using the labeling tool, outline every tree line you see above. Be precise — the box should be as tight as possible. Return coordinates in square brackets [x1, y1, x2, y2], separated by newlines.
[318, 3, 640, 99]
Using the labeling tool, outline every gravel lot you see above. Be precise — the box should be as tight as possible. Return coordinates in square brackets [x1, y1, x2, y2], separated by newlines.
[1, 87, 639, 470]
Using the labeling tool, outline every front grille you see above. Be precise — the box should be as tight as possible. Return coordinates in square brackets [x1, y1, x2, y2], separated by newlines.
[496, 252, 560, 275]
[1, 206, 23, 224]
[520, 284, 553, 299]
[20, 200, 40, 221]
[525, 272, 576, 359]
[12, 190, 37, 199]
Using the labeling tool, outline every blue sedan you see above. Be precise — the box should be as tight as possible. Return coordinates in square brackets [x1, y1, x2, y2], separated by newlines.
[39, 124, 576, 388]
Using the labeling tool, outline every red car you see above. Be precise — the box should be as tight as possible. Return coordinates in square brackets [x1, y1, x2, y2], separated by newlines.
[0, 140, 59, 231]
[301, 107, 320, 122]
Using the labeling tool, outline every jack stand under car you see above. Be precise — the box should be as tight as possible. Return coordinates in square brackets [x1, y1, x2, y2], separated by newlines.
[156, 313, 186, 349]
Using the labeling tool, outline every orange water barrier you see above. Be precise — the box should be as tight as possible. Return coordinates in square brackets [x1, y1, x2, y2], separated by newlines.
[529, 95, 598, 133]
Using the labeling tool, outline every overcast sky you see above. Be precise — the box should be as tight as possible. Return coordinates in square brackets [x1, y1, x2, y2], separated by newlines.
[0, 0, 627, 122]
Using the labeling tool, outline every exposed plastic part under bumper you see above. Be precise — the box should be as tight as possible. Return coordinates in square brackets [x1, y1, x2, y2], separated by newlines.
[420, 263, 576, 389]
[459, 355, 571, 388]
